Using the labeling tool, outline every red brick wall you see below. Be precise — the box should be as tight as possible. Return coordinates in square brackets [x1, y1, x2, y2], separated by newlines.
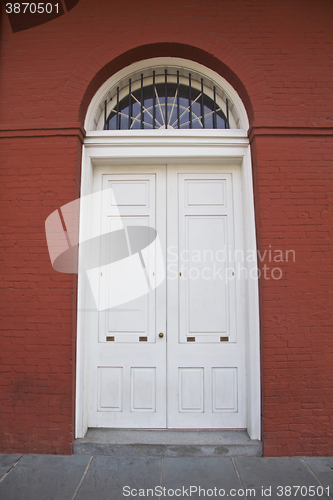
[0, 0, 332, 455]
[0, 135, 82, 454]
[251, 134, 333, 456]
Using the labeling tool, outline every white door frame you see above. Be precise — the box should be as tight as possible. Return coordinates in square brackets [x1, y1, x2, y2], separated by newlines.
[75, 129, 261, 440]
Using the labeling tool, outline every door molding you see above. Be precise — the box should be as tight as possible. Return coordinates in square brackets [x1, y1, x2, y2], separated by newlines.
[76, 131, 261, 440]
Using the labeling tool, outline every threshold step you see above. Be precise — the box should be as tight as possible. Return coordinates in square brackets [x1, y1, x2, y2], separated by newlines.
[73, 429, 262, 457]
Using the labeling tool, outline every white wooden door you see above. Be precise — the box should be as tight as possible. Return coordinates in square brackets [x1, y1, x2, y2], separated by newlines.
[167, 165, 246, 428]
[88, 166, 167, 428]
[88, 164, 246, 429]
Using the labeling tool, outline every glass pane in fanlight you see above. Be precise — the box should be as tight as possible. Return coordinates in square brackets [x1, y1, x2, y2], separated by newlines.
[105, 76, 228, 130]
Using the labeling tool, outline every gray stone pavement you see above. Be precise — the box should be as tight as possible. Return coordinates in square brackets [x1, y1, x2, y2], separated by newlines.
[0, 454, 332, 500]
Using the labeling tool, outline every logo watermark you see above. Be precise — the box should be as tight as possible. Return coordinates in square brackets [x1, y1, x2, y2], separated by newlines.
[123, 485, 256, 497]
[45, 191, 295, 310]
[45, 188, 165, 311]
[167, 245, 295, 281]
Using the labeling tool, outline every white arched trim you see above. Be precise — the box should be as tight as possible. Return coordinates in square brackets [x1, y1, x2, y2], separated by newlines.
[84, 57, 250, 132]
[76, 58, 260, 443]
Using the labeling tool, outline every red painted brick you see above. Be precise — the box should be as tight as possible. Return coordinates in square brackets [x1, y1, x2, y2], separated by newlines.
[1, 0, 333, 457]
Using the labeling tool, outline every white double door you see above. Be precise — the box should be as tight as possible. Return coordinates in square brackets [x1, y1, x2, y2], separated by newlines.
[87, 164, 246, 429]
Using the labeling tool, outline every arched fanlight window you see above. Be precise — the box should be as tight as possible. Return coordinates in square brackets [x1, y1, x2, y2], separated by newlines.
[96, 68, 239, 131]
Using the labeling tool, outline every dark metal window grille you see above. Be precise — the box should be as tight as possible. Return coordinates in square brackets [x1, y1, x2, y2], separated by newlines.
[103, 70, 230, 130]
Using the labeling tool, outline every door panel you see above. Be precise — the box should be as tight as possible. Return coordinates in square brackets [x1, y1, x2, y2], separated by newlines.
[98, 175, 156, 344]
[178, 367, 204, 412]
[167, 166, 246, 428]
[88, 167, 166, 428]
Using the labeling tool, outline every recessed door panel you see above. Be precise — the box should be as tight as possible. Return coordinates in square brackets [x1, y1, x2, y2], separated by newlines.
[179, 368, 204, 412]
[131, 367, 156, 412]
[98, 367, 123, 412]
[212, 367, 238, 412]
[186, 216, 227, 335]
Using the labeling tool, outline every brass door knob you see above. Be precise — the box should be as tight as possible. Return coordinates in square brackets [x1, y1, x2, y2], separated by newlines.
[159, 332, 164, 338]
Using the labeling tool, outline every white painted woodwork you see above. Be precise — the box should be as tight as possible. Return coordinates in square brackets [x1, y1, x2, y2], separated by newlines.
[87, 166, 167, 428]
[76, 128, 261, 440]
[179, 368, 204, 412]
[98, 174, 155, 343]
[131, 368, 156, 412]
[84, 58, 250, 132]
[167, 165, 246, 428]
[212, 367, 237, 412]
[86, 164, 247, 430]
[98, 367, 123, 411]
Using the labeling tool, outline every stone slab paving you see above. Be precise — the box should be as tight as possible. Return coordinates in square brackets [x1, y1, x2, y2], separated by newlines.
[234, 457, 333, 500]
[0, 454, 91, 500]
[0, 454, 21, 481]
[0, 454, 332, 500]
[74, 456, 161, 500]
[161, 457, 246, 500]
[304, 457, 333, 493]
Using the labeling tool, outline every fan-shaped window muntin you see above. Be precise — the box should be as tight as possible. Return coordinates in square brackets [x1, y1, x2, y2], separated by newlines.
[101, 71, 232, 131]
